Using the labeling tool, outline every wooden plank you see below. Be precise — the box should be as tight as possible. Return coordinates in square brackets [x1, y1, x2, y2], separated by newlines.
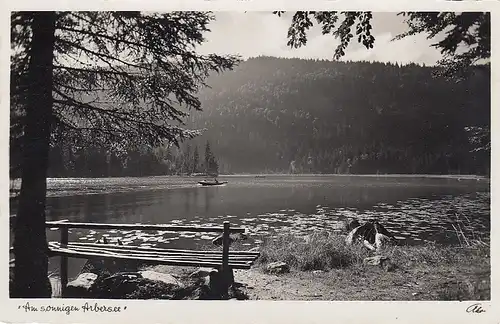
[49, 242, 259, 261]
[50, 248, 252, 266]
[48, 248, 252, 269]
[49, 242, 256, 260]
[49, 243, 257, 263]
[61, 241, 260, 256]
[66, 241, 260, 257]
[47, 219, 69, 230]
[45, 221, 246, 234]
[49, 219, 69, 224]
[65, 241, 224, 255]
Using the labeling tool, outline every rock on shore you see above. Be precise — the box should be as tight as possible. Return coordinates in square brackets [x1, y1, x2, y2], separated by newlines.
[64, 266, 246, 300]
[266, 261, 290, 274]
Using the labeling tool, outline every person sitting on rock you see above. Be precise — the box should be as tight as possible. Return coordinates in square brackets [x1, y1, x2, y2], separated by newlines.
[345, 220, 376, 250]
[345, 219, 396, 251]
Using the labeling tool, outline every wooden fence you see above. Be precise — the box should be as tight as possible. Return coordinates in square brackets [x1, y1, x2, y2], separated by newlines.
[42, 220, 257, 296]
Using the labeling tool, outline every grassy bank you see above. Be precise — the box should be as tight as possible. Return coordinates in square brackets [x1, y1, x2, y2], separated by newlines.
[29, 231, 488, 300]
[244, 231, 490, 300]
[257, 232, 489, 271]
[143, 232, 489, 301]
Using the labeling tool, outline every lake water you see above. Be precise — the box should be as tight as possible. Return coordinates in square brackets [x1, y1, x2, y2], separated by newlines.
[9, 175, 490, 279]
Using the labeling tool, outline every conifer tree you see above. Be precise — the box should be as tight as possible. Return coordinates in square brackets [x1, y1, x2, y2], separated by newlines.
[10, 11, 238, 297]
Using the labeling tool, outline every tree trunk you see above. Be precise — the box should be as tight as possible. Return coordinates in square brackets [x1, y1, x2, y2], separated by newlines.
[12, 11, 56, 298]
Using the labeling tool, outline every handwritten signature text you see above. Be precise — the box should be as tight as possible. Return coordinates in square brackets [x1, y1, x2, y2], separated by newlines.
[466, 303, 486, 314]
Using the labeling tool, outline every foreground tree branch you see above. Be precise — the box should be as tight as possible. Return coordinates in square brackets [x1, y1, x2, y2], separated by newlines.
[278, 11, 490, 80]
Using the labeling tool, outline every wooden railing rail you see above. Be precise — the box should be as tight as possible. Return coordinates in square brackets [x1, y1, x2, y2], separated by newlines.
[45, 221, 246, 233]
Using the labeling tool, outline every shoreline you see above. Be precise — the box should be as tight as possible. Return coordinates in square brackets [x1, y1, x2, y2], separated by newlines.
[9, 173, 490, 182]
[9, 174, 490, 199]
[30, 232, 490, 301]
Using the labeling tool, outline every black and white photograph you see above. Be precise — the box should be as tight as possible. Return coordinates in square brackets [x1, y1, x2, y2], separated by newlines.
[5, 3, 495, 322]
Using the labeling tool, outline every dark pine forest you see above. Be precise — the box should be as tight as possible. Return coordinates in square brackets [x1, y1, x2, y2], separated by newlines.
[40, 56, 490, 177]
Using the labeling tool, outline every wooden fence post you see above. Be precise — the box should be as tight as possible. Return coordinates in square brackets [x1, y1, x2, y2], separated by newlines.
[60, 227, 68, 297]
[221, 221, 230, 298]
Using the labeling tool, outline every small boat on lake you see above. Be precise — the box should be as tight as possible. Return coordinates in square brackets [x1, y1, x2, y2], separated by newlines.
[198, 180, 228, 186]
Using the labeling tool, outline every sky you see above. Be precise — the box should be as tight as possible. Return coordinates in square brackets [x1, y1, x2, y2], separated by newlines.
[198, 12, 445, 66]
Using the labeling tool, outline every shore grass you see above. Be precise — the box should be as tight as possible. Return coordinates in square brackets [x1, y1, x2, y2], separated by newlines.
[143, 230, 489, 300]
[257, 232, 362, 270]
[258, 231, 489, 270]
[251, 231, 490, 300]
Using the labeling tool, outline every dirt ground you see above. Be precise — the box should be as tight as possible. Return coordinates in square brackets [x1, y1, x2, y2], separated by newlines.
[233, 264, 490, 301]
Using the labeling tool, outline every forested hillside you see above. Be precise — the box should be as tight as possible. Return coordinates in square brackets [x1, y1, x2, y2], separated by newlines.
[188, 56, 490, 175]
[39, 56, 490, 177]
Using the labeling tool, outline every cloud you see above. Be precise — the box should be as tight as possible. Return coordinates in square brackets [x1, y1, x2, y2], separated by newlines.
[199, 12, 292, 58]
[342, 32, 443, 66]
[198, 12, 444, 65]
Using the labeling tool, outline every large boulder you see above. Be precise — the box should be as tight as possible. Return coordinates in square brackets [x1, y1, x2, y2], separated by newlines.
[89, 271, 186, 299]
[66, 268, 245, 300]
[66, 273, 98, 298]
[266, 261, 290, 274]
[139, 270, 184, 287]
